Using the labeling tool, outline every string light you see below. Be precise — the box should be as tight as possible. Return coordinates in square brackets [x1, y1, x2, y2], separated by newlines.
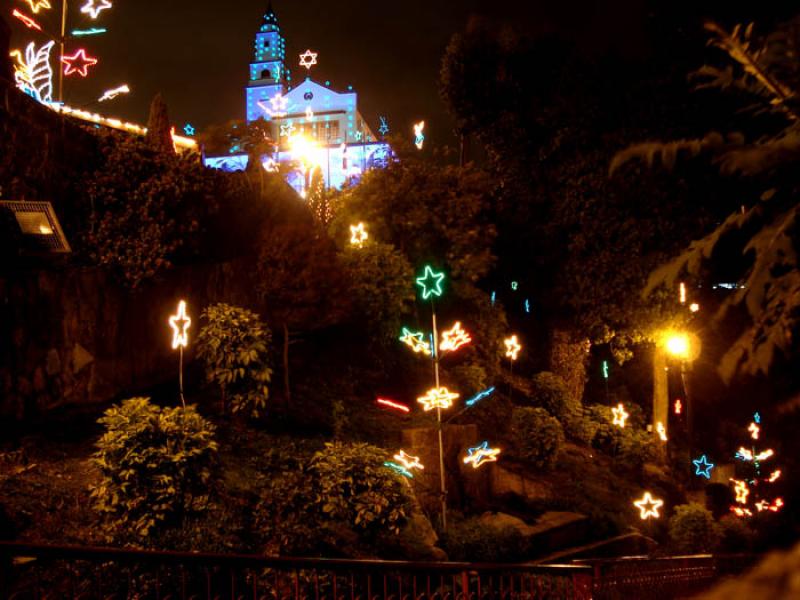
[693, 455, 715, 479]
[756, 449, 774, 461]
[735, 447, 753, 461]
[732, 479, 749, 504]
[602, 361, 609, 380]
[98, 84, 129, 102]
[413, 120, 425, 149]
[383, 461, 413, 478]
[79, 0, 112, 19]
[23, 0, 51, 13]
[656, 421, 668, 441]
[61, 48, 98, 77]
[748, 422, 760, 440]
[674, 399, 682, 415]
[440, 322, 471, 353]
[633, 492, 664, 520]
[9, 40, 54, 103]
[611, 404, 629, 428]
[378, 116, 389, 136]
[465, 387, 495, 407]
[349, 222, 368, 247]
[12, 9, 43, 31]
[462, 441, 500, 469]
[168, 300, 191, 349]
[511, 281, 518, 291]
[71, 27, 107, 36]
[399, 327, 431, 355]
[262, 158, 278, 172]
[415, 265, 445, 300]
[731, 507, 752, 518]
[768, 470, 782, 483]
[376, 398, 410, 413]
[755, 498, 784, 513]
[393, 450, 424, 471]
[679, 282, 686, 304]
[417, 387, 459, 411]
[183, 123, 195, 136]
[299, 49, 318, 69]
[504, 335, 521, 361]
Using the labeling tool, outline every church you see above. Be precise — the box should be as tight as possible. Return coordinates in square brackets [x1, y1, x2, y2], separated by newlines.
[204, 3, 391, 196]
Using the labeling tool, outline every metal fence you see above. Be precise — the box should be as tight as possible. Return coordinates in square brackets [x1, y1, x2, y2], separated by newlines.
[0, 542, 593, 600]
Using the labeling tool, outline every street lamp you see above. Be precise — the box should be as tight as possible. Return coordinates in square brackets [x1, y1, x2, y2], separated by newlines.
[654, 329, 701, 453]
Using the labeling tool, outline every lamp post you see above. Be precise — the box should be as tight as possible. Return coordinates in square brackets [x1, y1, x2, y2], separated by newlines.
[656, 330, 701, 453]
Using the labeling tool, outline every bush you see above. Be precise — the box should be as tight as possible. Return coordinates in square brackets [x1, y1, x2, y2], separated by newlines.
[668, 503, 721, 554]
[524, 372, 574, 419]
[196, 303, 273, 417]
[439, 518, 527, 562]
[90, 398, 218, 542]
[510, 407, 564, 469]
[563, 405, 600, 445]
[718, 515, 754, 553]
[615, 428, 657, 472]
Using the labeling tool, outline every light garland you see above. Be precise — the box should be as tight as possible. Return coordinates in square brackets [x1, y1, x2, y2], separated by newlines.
[10, 40, 55, 103]
[299, 49, 318, 70]
[168, 300, 191, 349]
[417, 387, 459, 411]
[12, 9, 43, 31]
[748, 422, 760, 440]
[413, 120, 425, 150]
[462, 441, 500, 469]
[71, 27, 106, 36]
[656, 421, 668, 442]
[415, 265, 445, 300]
[611, 403, 629, 428]
[465, 387, 495, 407]
[399, 327, 431, 355]
[23, 0, 51, 13]
[439, 321, 471, 353]
[393, 450, 424, 471]
[693, 454, 715, 479]
[79, 0, 112, 19]
[383, 461, 413, 478]
[633, 492, 664, 520]
[504, 335, 521, 361]
[98, 84, 129, 102]
[349, 222, 368, 248]
[61, 48, 98, 77]
[376, 398, 410, 413]
[305, 106, 314, 122]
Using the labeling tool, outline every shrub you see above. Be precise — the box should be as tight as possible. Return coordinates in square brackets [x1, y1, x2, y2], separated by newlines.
[563, 405, 600, 445]
[718, 515, 754, 553]
[510, 407, 564, 469]
[668, 504, 721, 554]
[524, 372, 574, 419]
[615, 428, 657, 472]
[196, 303, 273, 416]
[90, 398, 218, 542]
[439, 518, 527, 562]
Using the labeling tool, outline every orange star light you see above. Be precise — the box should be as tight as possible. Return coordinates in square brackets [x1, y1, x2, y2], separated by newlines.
[633, 492, 664, 520]
[504, 335, 521, 361]
[61, 49, 98, 77]
[24, 0, 51, 13]
[440, 322, 472, 353]
[168, 300, 191, 349]
[731, 479, 749, 505]
[611, 403, 629, 428]
[463, 441, 501, 469]
[417, 387, 459, 411]
[393, 450, 424, 471]
[349, 222, 368, 247]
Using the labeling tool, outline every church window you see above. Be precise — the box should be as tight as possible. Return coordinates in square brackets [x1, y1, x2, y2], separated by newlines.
[261, 69, 271, 79]
[304, 91, 314, 101]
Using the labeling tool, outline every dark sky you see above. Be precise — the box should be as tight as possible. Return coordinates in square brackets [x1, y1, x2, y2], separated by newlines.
[8, 1, 775, 146]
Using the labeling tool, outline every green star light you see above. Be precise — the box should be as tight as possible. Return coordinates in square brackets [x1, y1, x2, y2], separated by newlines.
[415, 265, 445, 300]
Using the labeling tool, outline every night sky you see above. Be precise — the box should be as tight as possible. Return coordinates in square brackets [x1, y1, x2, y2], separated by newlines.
[8, 0, 663, 147]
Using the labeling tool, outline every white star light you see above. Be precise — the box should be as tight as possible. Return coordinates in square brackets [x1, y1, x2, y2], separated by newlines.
[299, 49, 318, 70]
[280, 122, 295, 138]
[80, 0, 112, 19]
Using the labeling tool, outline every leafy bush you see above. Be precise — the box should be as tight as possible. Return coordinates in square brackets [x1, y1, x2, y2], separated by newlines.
[615, 428, 657, 472]
[439, 518, 527, 562]
[717, 515, 754, 553]
[510, 407, 564, 469]
[526, 372, 574, 419]
[668, 503, 721, 554]
[196, 303, 273, 416]
[563, 405, 600, 445]
[90, 398, 218, 542]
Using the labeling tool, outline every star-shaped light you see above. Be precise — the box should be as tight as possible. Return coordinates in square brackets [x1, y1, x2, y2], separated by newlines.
[80, 0, 112, 19]
[349, 222, 368, 247]
[399, 328, 431, 355]
[258, 92, 289, 118]
[378, 116, 389, 136]
[168, 300, 191, 349]
[393, 450, 424, 472]
[633, 492, 664, 520]
[732, 479, 749, 504]
[611, 403, 629, 428]
[417, 387, 459, 412]
[354, 130, 363, 141]
[416, 265, 445, 300]
[262, 158, 278, 173]
[279, 122, 295, 138]
[299, 49, 318, 70]
[748, 422, 760, 440]
[25, 0, 51, 13]
[440, 321, 472, 353]
[463, 441, 500, 469]
[504, 335, 521, 361]
[61, 48, 98, 77]
[183, 123, 195, 136]
[693, 455, 715, 479]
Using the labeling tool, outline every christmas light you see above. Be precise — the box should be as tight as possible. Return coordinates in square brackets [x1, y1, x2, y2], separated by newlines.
[693, 455, 715, 479]
[299, 49, 318, 70]
[656, 421, 668, 441]
[354, 131, 363, 142]
[769, 470, 782, 483]
[399, 328, 431, 355]
[376, 398, 410, 413]
[168, 300, 191, 349]
[378, 116, 389, 136]
[262, 158, 278, 172]
[258, 92, 289, 118]
[633, 492, 664, 520]
[71, 27, 106, 36]
[98, 84, 129, 102]
[731, 507, 752, 518]
[732, 479, 750, 504]
[9, 40, 54, 103]
[749, 422, 760, 440]
[756, 449, 774, 461]
[462, 441, 500, 469]
[665, 333, 690, 359]
[12, 9, 42, 31]
[183, 123, 195, 136]
[383, 461, 413, 478]
[279, 122, 295, 138]
[417, 387, 459, 411]
[754, 412, 761, 424]
[689, 303, 700, 313]
[602, 361, 609, 379]
[440, 322, 471, 353]
[415, 265, 445, 300]
[611, 404, 629, 428]
[349, 222, 368, 247]
[511, 281, 518, 291]
[305, 106, 314, 121]
[674, 399, 682, 415]
[465, 387, 495, 407]
[679, 282, 686, 304]
[79, 0, 112, 19]
[23, 0, 51, 13]
[393, 450, 424, 471]
[504, 335, 521, 361]
[413, 120, 425, 150]
[524, 299, 530, 313]
[61, 48, 98, 77]
[491, 291, 496, 305]
[735, 447, 753, 461]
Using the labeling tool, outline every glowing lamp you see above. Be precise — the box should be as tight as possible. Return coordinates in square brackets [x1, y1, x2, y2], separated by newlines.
[662, 330, 701, 361]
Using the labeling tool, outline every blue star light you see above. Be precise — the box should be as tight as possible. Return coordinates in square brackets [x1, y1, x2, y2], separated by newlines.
[378, 116, 389, 136]
[693, 454, 715, 479]
[183, 123, 195, 136]
[415, 265, 445, 300]
[753, 412, 761, 424]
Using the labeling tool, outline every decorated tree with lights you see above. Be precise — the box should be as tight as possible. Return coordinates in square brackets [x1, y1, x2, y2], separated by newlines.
[729, 413, 784, 519]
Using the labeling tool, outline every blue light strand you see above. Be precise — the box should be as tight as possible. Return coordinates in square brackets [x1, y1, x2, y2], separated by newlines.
[72, 28, 107, 36]
[466, 387, 496, 407]
[383, 461, 413, 478]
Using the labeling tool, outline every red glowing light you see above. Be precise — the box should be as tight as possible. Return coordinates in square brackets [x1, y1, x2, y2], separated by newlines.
[61, 48, 98, 77]
[377, 398, 410, 413]
[12, 9, 42, 30]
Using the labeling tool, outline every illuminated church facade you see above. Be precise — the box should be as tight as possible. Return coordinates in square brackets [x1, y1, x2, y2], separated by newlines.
[204, 3, 391, 196]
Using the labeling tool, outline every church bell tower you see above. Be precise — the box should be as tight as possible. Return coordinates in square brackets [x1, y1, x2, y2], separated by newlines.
[245, 2, 288, 123]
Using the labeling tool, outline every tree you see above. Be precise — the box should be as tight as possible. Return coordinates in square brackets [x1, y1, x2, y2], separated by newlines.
[509, 407, 564, 469]
[668, 503, 721, 553]
[145, 93, 174, 155]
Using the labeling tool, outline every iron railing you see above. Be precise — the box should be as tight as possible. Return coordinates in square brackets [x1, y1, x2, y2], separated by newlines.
[0, 542, 593, 600]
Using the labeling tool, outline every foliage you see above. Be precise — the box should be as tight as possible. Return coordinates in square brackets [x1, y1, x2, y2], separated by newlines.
[585, 403, 655, 469]
[338, 242, 415, 342]
[90, 398, 218, 543]
[195, 303, 273, 417]
[145, 93, 174, 155]
[614, 18, 800, 381]
[718, 514, 755, 552]
[668, 503, 721, 554]
[439, 518, 527, 562]
[509, 407, 564, 469]
[524, 372, 576, 421]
